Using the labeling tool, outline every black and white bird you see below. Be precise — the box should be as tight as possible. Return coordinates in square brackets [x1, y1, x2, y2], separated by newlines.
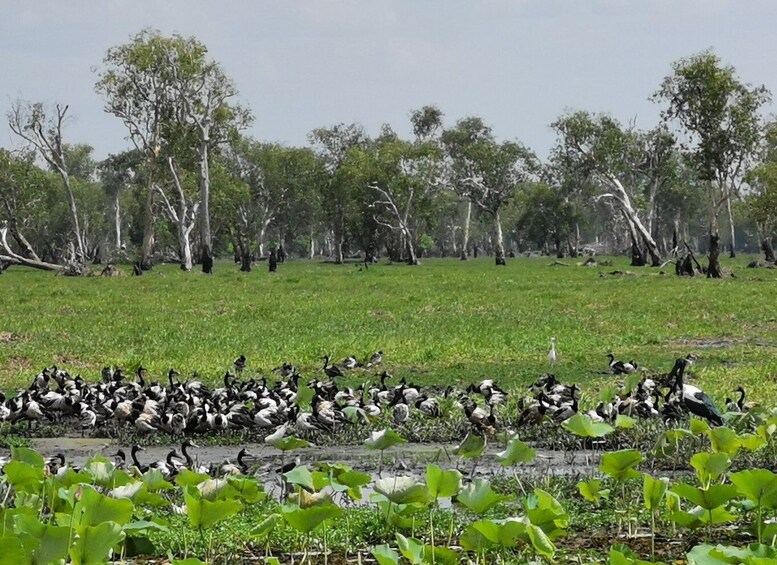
[608, 354, 637, 375]
[366, 351, 383, 368]
[233, 355, 247, 373]
[726, 386, 754, 413]
[321, 356, 345, 380]
[340, 356, 361, 370]
[672, 357, 723, 426]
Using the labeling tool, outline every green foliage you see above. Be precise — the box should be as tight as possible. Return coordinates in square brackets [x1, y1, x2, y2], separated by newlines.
[691, 452, 731, 486]
[364, 429, 406, 452]
[371, 543, 400, 565]
[562, 412, 615, 438]
[496, 436, 537, 466]
[453, 431, 486, 459]
[643, 474, 670, 511]
[600, 449, 643, 481]
[183, 485, 242, 530]
[425, 465, 462, 500]
[374, 477, 430, 506]
[454, 479, 511, 515]
[579, 478, 610, 503]
[69, 522, 124, 565]
[281, 503, 343, 534]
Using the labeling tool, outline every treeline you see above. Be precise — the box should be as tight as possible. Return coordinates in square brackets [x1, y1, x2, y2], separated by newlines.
[1, 29, 776, 277]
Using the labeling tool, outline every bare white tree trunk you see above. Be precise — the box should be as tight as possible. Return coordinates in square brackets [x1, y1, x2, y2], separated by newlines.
[155, 158, 199, 272]
[114, 192, 122, 253]
[450, 224, 458, 257]
[460, 201, 472, 260]
[0, 226, 64, 271]
[371, 183, 420, 265]
[725, 189, 736, 257]
[493, 210, 506, 265]
[9, 102, 85, 267]
[140, 176, 156, 269]
[598, 175, 661, 266]
[309, 231, 315, 260]
[198, 126, 214, 273]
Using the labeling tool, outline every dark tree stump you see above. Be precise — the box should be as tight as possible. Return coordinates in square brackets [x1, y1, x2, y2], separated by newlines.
[676, 255, 695, 276]
[630, 244, 646, 267]
[202, 254, 214, 275]
[269, 250, 277, 272]
[239, 252, 252, 272]
[762, 238, 775, 263]
[707, 234, 722, 278]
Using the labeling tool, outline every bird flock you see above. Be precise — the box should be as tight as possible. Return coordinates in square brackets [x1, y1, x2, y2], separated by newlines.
[517, 355, 732, 428]
[0, 348, 749, 448]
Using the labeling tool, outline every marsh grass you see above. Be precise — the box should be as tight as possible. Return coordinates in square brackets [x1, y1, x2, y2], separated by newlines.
[1, 256, 776, 404]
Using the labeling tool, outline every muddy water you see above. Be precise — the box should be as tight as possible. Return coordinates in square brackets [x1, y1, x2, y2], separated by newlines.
[23, 437, 598, 482]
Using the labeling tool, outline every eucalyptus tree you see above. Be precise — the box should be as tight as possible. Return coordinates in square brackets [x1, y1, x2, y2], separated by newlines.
[441, 117, 491, 259]
[0, 149, 64, 270]
[551, 111, 665, 266]
[96, 28, 252, 273]
[517, 183, 578, 258]
[96, 29, 177, 269]
[222, 138, 323, 269]
[309, 123, 368, 263]
[98, 150, 144, 257]
[745, 120, 777, 262]
[443, 117, 537, 265]
[162, 38, 252, 273]
[344, 134, 441, 265]
[7, 101, 87, 269]
[654, 50, 770, 276]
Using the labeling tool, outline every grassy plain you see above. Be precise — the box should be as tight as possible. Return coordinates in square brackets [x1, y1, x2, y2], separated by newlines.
[1, 256, 777, 403]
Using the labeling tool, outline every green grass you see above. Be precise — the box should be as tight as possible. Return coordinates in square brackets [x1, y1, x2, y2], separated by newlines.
[1, 255, 777, 403]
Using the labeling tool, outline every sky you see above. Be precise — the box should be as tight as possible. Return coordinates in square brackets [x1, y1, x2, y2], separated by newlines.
[1, 0, 775, 162]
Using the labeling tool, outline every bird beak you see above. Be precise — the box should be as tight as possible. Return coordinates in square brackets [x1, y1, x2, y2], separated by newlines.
[190, 441, 200, 448]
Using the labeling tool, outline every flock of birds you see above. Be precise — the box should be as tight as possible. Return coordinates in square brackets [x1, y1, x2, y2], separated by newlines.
[0, 344, 755, 474]
[519, 354, 738, 428]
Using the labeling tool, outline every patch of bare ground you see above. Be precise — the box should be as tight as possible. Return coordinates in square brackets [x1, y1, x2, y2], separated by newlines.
[0, 331, 21, 343]
[667, 336, 774, 349]
[6, 356, 32, 371]
[53, 355, 93, 369]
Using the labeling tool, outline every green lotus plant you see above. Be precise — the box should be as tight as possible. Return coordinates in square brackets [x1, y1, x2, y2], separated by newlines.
[365, 429, 406, 477]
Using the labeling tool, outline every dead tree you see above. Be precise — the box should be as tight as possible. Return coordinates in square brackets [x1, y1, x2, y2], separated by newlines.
[0, 224, 64, 272]
[8, 102, 85, 269]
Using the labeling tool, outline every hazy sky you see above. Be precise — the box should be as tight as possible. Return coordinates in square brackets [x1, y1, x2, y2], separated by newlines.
[1, 0, 775, 161]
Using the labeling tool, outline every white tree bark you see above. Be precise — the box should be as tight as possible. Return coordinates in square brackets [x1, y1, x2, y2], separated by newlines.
[114, 192, 122, 253]
[0, 225, 64, 271]
[8, 103, 85, 265]
[493, 209, 506, 265]
[371, 182, 419, 265]
[597, 174, 661, 266]
[197, 124, 213, 272]
[725, 189, 736, 257]
[155, 158, 199, 271]
[460, 201, 472, 260]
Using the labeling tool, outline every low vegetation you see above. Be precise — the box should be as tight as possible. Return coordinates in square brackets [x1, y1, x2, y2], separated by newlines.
[2, 257, 777, 402]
